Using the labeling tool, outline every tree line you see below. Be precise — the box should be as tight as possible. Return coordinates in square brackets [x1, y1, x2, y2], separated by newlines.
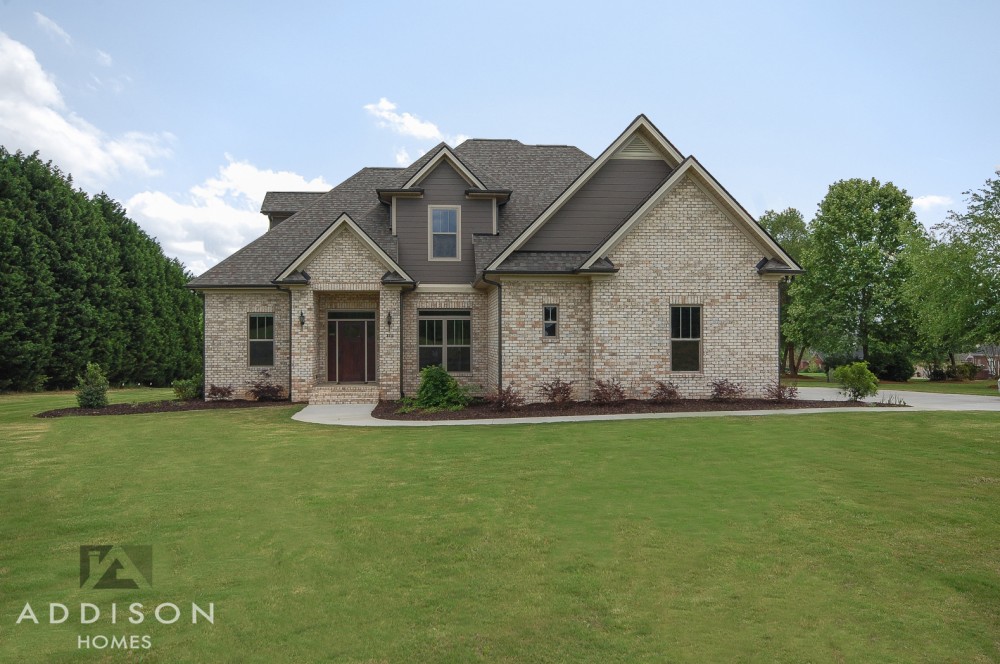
[760, 171, 1000, 379]
[0, 148, 202, 391]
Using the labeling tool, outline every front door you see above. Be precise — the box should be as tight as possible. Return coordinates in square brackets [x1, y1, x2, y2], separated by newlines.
[327, 312, 377, 383]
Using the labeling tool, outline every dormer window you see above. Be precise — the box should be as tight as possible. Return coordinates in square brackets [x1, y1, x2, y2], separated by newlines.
[429, 206, 460, 260]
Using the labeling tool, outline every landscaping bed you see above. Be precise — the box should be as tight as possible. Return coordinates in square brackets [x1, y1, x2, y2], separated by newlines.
[373, 397, 876, 421]
[35, 399, 292, 418]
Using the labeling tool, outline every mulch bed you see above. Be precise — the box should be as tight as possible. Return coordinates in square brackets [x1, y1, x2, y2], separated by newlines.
[35, 399, 293, 418]
[373, 398, 883, 421]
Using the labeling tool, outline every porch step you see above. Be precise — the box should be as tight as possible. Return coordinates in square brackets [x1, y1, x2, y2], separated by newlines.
[308, 383, 380, 405]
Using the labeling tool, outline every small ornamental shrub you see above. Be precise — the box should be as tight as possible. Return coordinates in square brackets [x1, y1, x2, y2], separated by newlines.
[247, 369, 286, 401]
[958, 362, 980, 381]
[592, 378, 626, 404]
[764, 381, 799, 401]
[833, 362, 879, 401]
[75, 362, 109, 409]
[414, 364, 470, 411]
[207, 383, 234, 400]
[539, 378, 574, 406]
[710, 378, 746, 401]
[486, 384, 525, 412]
[928, 366, 947, 381]
[650, 380, 681, 403]
[172, 374, 203, 401]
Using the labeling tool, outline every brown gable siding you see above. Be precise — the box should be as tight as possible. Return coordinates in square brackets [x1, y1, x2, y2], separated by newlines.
[520, 159, 671, 252]
[395, 162, 493, 283]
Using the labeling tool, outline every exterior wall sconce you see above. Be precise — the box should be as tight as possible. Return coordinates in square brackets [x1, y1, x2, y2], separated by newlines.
[299, 311, 306, 327]
[386, 312, 393, 328]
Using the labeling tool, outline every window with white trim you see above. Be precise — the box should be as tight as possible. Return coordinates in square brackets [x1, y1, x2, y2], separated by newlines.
[429, 206, 460, 260]
[249, 314, 274, 366]
[418, 310, 471, 372]
[543, 305, 558, 338]
[670, 306, 701, 371]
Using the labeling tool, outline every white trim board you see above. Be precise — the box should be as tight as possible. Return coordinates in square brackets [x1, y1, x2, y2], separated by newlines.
[276, 214, 413, 282]
[403, 147, 486, 189]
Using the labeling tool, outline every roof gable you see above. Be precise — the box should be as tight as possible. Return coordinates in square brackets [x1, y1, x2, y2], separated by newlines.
[402, 145, 487, 189]
[486, 115, 684, 271]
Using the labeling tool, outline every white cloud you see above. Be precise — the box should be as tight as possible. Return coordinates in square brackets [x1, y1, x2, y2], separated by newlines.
[96, 49, 113, 66]
[363, 98, 469, 161]
[33, 12, 72, 45]
[912, 194, 953, 211]
[364, 97, 443, 140]
[0, 33, 170, 186]
[127, 157, 331, 275]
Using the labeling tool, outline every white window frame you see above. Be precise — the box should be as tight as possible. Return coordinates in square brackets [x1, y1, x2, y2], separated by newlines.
[428, 205, 461, 261]
[542, 304, 559, 339]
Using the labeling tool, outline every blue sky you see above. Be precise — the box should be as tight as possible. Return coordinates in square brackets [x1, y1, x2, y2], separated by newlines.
[1, 1, 997, 274]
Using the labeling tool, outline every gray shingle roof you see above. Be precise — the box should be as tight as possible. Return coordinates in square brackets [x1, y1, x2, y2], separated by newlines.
[190, 140, 593, 288]
[260, 192, 326, 214]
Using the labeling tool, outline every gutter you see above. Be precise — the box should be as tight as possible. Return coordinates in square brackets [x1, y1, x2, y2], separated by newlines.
[480, 273, 504, 391]
[287, 287, 293, 400]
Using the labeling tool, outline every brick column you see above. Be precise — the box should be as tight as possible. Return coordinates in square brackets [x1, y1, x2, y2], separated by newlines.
[290, 288, 317, 402]
[378, 287, 402, 400]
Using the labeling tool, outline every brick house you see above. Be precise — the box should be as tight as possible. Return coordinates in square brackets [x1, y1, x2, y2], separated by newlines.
[188, 115, 802, 403]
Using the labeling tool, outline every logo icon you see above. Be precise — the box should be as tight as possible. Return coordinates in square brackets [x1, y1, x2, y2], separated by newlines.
[79, 545, 153, 589]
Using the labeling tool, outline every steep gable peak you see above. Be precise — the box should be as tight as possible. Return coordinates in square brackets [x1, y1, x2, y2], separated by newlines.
[402, 144, 487, 190]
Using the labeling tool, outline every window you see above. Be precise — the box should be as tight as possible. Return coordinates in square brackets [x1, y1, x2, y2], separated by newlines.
[670, 306, 701, 371]
[429, 206, 460, 260]
[249, 314, 274, 366]
[543, 305, 558, 338]
[418, 310, 471, 372]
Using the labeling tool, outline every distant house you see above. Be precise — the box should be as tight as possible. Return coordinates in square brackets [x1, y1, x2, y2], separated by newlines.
[188, 116, 802, 403]
[958, 348, 999, 378]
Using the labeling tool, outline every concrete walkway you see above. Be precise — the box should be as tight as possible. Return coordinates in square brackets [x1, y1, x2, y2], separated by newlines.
[291, 386, 999, 427]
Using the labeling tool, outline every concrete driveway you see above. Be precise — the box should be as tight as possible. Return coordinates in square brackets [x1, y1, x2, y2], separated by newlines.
[291, 386, 998, 427]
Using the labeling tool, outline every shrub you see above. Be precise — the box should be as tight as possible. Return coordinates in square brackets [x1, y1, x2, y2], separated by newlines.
[958, 362, 980, 381]
[710, 378, 746, 401]
[650, 380, 681, 403]
[539, 378, 574, 406]
[486, 384, 525, 412]
[75, 362, 109, 409]
[867, 348, 914, 382]
[764, 382, 798, 401]
[171, 374, 203, 401]
[928, 366, 947, 382]
[592, 378, 626, 404]
[833, 362, 879, 401]
[247, 369, 286, 401]
[414, 364, 470, 411]
[207, 383, 234, 400]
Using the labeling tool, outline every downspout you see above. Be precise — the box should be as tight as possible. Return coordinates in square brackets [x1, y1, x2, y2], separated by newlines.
[399, 282, 417, 398]
[481, 273, 503, 391]
[287, 288, 293, 400]
[200, 293, 206, 400]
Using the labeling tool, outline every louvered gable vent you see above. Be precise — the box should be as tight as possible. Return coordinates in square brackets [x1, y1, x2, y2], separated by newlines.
[612, 134, 662, 160]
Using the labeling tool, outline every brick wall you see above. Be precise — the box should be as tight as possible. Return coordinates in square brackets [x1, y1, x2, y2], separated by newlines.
[204, 290, 290, 400]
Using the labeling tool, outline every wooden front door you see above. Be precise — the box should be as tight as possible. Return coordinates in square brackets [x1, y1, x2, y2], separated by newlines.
[327, 313, 377, 383]
[337, 321, 366, 382]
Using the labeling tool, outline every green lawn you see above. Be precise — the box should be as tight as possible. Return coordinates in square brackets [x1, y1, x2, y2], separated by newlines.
[787, 374, 999, 397]
[1, 393, 998, 662]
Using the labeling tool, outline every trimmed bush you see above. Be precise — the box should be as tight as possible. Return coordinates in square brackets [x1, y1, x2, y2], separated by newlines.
[207, 384, 234, 400]
[75, 362, 109, 409]
[486, 384, 525, 412]
[833, 362, 878, 401]
[764, 382, 798, 401]
[414, 365, 470, 411]
[710, 379, 746, 401]
[247, 369, 285, 401]
[172, 374, 203, 401]
[650, 380, 681, 403]
[539, 378, 574, 407]
[593, 378, 626, 404]
[867, 348, 914, 382]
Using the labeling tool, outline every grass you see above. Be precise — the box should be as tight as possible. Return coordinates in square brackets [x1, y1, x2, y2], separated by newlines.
[1, 393, 998, 662]
[786, 374, 998, 397]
